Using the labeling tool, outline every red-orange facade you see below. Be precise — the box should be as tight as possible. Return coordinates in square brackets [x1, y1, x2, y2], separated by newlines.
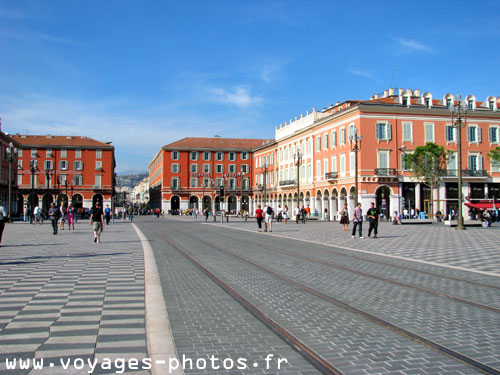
[148, 137, 272, 213]
[12, 134, 116, 215]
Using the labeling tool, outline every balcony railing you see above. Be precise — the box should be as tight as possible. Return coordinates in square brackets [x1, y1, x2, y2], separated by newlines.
[375, 168, 397, 176]
[171, 185, 181, 191]
[325, 172, 338, 180]
[279, 180, 296, 187]
[446, 169, 488, 177]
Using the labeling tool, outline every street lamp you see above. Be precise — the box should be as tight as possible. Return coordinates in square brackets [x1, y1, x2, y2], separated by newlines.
[262, 162, 268, 206]
[293, 148, 303, 208]
[450, 94, 467, 230]
[6, 142, 18, 222]
[29, 158, 38, 223]
[238, 171, 246, 216]
[349, 127, 362, 205]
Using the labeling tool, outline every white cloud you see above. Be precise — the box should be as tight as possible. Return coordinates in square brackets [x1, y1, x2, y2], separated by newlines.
[396, 38, 434, 53]
[348, 67, 382, 83]
[209, 86, 263, 107]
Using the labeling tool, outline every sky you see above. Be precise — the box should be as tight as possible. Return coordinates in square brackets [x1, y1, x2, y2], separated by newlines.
[1, 0, 500, 173]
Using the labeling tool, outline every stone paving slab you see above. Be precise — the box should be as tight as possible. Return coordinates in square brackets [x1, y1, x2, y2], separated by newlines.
[0, 221, 149, 374]
[170, 215, 500, 275]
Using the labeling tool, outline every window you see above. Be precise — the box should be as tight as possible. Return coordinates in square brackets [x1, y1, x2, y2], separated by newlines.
[190, 178, 198, 188]
[241, 152, 249, 160]
[315, 136, 321, 152]
[350, 152, 355, 174]
[376, 122, 392, 140]
[216, 152, 224, 161]
[96, 149, 102, 159]
[44, 160, 53, 170]
[402, 122, 413, 142]
[228, 178, 236, 190]
[18, 160, 23, 169]
[74, 161, 84, 170]
[316, 160, 321, 179]
[18, 174, 23, 185]
[228, 164, 236, 173]
[489, 126, 499, 143]
[216, 164, 224, 173]
[490, 101, 496, 111]
[241, 164, 249, 173]
[348, 124, 356, 141]
[73, 175, 83, 186]
[59, 160, 68, 170]
[242, 178, 249, 189]
[171, 151, 180, 160]
[61, 149, 66, 158]
[468, 154, 482, 170]
[96, 161, 102, 170]
[467, 125, 481, 143]
[203, 164, 211, 173]
[228, 152, 236, 161]
[46, 149, 53, 157]
[203, 152, 211, 161]
[94, 175, 102, 188]
[270, 153, 274, 165]
[330, 130, 337, 147]
[31, 149, 37, 158]
[331, 156, 337, 172]
[171, 164, 180, 173]
[190, 164, 198, 173]
[340, 154, 346, 176]
[190, 151, 198, 160]
[378, 150, 390, 169]
[468, 100, 474, 110]
[448, 152, 457, 174]
[339, 128, 346, 145]
[425, 98, 431, 108]
[402, 97, 408, 107]
[18, 149, 23, 157]
[75, 149, 82, 158]
[323, 134, 328, 150]
[424, 123, 435, 142]
[202, 178, 211, 187]
[324, 158, 328, 175]
[60, 175, 67, 185]
[215, 178, 224, 187]
[445, 125, 456, 142]
[171, 177, 180, 189]
[446, 98, 452, 108]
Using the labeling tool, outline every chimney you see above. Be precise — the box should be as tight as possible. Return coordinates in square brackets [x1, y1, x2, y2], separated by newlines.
[413, 89, 421, 97]
[383, 90, 389, 97]
[374, 94, 379, 99]
[398, 88, 404, 95]
[335, 101, 340, 105]
[389, 88, 395, 96]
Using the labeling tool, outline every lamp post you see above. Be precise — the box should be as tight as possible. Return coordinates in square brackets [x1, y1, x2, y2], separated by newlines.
[29, 158, 38, 223]
[349, 127, 362, 205]
[450, 94, 467, 230]
[293, 148, 303, 209]
[238, 171, 246, 217]
[6, 142, 18, 222]
[262, 162, 268, 206]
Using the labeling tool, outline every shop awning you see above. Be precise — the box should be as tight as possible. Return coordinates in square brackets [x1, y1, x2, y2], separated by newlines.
[465, 202, 497, 210]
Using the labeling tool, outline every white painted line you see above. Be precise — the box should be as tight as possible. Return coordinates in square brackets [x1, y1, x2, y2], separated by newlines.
[200, 221, 500, 278]
[132, 224, 184, 375]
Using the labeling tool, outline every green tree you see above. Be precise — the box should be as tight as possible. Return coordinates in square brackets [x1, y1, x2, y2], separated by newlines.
[403, 143, 448, 215]
[488, 146, 500, 169]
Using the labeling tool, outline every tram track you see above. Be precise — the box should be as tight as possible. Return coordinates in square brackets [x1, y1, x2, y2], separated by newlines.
[205, 229, 500, 313]
[145, 221, 500, 375]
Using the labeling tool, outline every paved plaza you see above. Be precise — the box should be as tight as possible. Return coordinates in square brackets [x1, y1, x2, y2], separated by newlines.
[1, 216, 499, 375]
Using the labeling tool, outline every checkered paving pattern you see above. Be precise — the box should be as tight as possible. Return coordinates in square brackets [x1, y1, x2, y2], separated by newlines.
[0, 221, 148, 374]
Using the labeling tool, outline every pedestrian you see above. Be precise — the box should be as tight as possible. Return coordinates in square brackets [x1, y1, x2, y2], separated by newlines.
[48, 202, 59, 235]
[283, 205, 289, 224]
[104, 204, 112, 225]
[90, 203, 104, 243]
[67, 205, 75, 230]
[351, 203, 363, 238]
[155, 208, 160, 218]
[277, 205, 283, 223]
[301, 206, 306, 223]
[59, 204, 67, 230]
[255, 204, 264, 232]
[305, 205, 310, 220]
[33, 204, 42, 224]
[264, 203, 273, 232]
[0, 204, 6, 246]
[339, 203, 349, 231]
[127, 206, 134, 222]
[367, 202, 380, 238]
[294, 205, 301, 224]
[392, 211, 401, 225]
[204, 208, 210, 221]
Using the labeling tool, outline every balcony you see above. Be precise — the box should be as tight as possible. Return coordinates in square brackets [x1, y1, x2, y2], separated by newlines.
[445, 170, 488, 178]
[375, 168, 397, 176]
[279, 180, 296, 187]
[325, 172, 338, 180]
[171, 185, 181, 191]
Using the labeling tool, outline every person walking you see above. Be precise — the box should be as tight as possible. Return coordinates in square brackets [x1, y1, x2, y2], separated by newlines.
[351, 203, 363, 238]
[264, 203, 273, 232]
[104, 204, 112, 225]
[340, 203, 349, 231]
[367, 202, 380, 238]
[127, 206, 134, 222]
[294, 205, 301, 224]
[67, 206, 75, 230]
[59, 204, 67, 230]
[301, 206, 306, 223]
[283, 205, 289, 224]
[90, 203, 104, 243]
[0, 204, 6, 246]
[255, 204, 264, 232]
[48, 203, 59, 235]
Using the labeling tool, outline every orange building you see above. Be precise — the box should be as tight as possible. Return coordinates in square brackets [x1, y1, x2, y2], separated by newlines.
[148, 137, 272, 213]
[251, 89, 500, 220]
[12, 134, 116, 215]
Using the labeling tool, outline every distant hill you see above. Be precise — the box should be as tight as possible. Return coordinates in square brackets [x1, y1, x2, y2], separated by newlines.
[116, 172, 148, 189]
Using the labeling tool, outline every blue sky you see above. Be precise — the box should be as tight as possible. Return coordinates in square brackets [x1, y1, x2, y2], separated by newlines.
[1, 1, 499, 173]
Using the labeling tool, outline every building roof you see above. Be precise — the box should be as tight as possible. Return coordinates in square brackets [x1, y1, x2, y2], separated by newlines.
[11, 134, 114, 148]
[162, 137, 274, 150]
